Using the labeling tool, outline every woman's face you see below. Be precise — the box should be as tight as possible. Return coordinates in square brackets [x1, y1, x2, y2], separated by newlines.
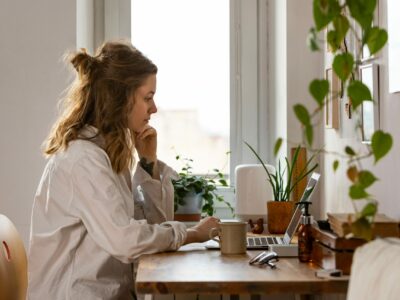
[128, 74, 157, 133]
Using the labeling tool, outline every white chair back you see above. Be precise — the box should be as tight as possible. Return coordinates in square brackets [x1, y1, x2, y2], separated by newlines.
[0, 214, 27, 300]
[347, 237, 400, 300]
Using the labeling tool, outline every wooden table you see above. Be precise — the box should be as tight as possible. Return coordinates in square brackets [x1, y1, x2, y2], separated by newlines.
[136, 243, 349, 296]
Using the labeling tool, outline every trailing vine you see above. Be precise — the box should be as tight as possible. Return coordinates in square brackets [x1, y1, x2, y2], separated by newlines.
[277, 0, 392, 240]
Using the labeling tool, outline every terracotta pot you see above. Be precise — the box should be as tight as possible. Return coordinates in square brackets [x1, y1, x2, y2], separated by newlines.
[174, 213, 201, 222]
[267, 201, 295, 234]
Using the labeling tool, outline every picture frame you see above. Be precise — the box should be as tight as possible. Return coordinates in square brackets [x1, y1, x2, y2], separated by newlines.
[360, 6, 379, 62]
[325, 68, 340, 129]
[359, 63, 379, 143]
[387, 0, 400, 93]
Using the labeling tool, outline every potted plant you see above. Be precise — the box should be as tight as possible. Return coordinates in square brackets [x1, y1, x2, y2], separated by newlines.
[245, 142, 318, 233]
[172, 156, 234, 222]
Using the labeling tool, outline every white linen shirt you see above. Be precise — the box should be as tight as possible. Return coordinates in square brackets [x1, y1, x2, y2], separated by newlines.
[27, 127, 186, 300]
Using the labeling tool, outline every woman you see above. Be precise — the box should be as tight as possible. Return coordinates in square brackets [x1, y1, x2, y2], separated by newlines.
[28, 41, 219, 299]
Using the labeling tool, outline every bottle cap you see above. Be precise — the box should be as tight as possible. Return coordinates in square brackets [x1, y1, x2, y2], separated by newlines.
[295, 201, 312, 216]
[296, 201, 313, 225]
[300, 215, 314, 225]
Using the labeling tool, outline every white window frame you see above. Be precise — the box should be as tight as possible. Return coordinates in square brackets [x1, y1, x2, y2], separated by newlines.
[77, 0, 272, 214]
[230, 0, 270, 185]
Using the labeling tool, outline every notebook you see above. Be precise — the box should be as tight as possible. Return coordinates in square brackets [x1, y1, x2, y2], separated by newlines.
[205, 172, 320, 252]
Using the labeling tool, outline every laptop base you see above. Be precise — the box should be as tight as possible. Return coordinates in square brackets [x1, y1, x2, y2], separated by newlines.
[270, 244, 298, 257]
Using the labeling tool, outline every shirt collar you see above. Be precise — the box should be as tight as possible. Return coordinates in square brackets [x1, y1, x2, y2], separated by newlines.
[78, 125, 105, 148]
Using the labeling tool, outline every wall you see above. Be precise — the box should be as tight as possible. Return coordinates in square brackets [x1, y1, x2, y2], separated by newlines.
[286, 0, 325, 218]
[268, 0, 324, 218]
[321, 0, 400, 220]
[0, 0, 76, 247]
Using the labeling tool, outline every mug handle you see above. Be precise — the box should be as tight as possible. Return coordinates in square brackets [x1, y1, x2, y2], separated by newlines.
[209, 227, 220, 244]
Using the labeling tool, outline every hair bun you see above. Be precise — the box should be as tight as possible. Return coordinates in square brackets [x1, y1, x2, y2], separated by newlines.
[70, 48, 96, 78]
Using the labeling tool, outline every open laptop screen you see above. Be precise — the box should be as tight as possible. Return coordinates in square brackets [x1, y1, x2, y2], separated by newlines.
[283, 172, 320, 244]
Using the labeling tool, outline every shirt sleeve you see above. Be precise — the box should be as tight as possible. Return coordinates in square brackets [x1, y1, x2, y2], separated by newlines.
[69, 147, 186, 263]
[132, 160, 179, 224]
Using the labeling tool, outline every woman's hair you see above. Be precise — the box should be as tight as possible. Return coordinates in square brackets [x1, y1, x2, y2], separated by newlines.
[44, 40, 157, 173]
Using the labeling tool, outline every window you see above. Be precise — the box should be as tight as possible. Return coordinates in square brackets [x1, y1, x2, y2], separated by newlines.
[79, 0, 271, 216]
[131, 0, 230, 175]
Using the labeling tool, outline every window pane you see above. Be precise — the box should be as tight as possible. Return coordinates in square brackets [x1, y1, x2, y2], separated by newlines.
[131, 0, 230, 175]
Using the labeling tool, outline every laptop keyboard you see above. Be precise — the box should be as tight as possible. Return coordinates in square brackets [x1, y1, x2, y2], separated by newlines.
[268, 237, 282, 245]
[247, 236, 282, 247]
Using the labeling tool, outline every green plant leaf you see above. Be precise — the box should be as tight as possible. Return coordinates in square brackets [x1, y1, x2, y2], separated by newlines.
[274, 138, 283, 157]
[313, 0, 341, 30]
[284, 147, 300, 201]
[366, 27, 388, 55]
[173, 155, 232, 217]
[358, 170, 377, 188]
[294, 104, 311, 126]
[219, 179, 228, 186]
[309, 79, 329, 106]
[333, 53, 354, 81]
[371, 130, 393, 163]
[361, 202, 378, 218]
[333, 160, 339, 172]
[245, 141, 277, 199]
[327, 30, 341, 52]
[307, 27, 320, 51]
[203, 193, 213, 201]
[305, 125, 314, 146]
[349, 184, 369, 199]
[347, 80, 372, 109]
[347, 0, 376, 30]
[345, 146, 356, 156]
[202, 203, 213, 216]
[287, 149, 319, 200]
[333, 14, 350, 41]
[351, 216, 373, 240]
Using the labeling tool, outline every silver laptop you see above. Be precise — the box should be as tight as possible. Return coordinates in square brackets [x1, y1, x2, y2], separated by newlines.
[205, 172, 320, 250]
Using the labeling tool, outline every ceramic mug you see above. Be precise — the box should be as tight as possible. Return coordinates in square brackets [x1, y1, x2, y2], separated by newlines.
[209, 221, 247, 255]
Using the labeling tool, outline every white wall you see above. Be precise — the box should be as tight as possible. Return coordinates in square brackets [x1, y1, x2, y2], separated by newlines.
[286, 0, 325, 218]
[321, 0, 400, 221]
[0, 0, 76, 247]
[268, 0, 324, 218]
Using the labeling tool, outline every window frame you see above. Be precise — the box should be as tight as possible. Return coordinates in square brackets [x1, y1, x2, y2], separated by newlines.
[83, 0, 272, 214]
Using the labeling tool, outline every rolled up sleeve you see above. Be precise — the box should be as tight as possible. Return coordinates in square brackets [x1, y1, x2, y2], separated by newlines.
[70, 149, 186, 263]
[133, 160, 179, 224]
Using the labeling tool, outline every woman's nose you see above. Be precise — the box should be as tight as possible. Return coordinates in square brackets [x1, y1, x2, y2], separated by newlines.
[149, 101, 157, 114]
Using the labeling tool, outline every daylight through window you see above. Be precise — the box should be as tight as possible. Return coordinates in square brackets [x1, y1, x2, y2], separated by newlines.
[131, 0, 230, 175]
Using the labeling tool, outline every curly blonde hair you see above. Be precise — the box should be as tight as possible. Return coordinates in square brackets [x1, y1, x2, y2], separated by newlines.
[44, 41, 157, 173]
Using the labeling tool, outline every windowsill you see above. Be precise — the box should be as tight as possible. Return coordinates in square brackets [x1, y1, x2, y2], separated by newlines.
[213, 186, 235, 208]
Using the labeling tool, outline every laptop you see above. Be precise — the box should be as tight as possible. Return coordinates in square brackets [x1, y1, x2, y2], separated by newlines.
[205, 172, 320, 253]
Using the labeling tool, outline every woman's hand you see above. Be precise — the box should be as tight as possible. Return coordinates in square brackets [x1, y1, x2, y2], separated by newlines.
[134, 125, 157, 161]
[184, 217, 220, 244]
[134, 125, 160, 179]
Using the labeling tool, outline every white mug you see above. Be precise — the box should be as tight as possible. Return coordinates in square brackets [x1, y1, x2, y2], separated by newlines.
[209, 221, 247, 255]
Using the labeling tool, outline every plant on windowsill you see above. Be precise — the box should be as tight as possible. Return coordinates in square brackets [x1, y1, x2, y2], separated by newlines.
[172, 155, 234, 222]
[285, 0, 392, 240]
[245, 142, 318, 233]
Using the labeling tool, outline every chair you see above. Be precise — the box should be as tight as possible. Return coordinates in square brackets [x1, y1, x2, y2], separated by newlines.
[347, 237, 400, 300]
[0, 214, 27, 300]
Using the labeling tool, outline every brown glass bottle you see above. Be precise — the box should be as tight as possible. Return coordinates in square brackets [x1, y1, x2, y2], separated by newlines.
[298, 220, 313, 262]
[296, 201, 313, 262]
